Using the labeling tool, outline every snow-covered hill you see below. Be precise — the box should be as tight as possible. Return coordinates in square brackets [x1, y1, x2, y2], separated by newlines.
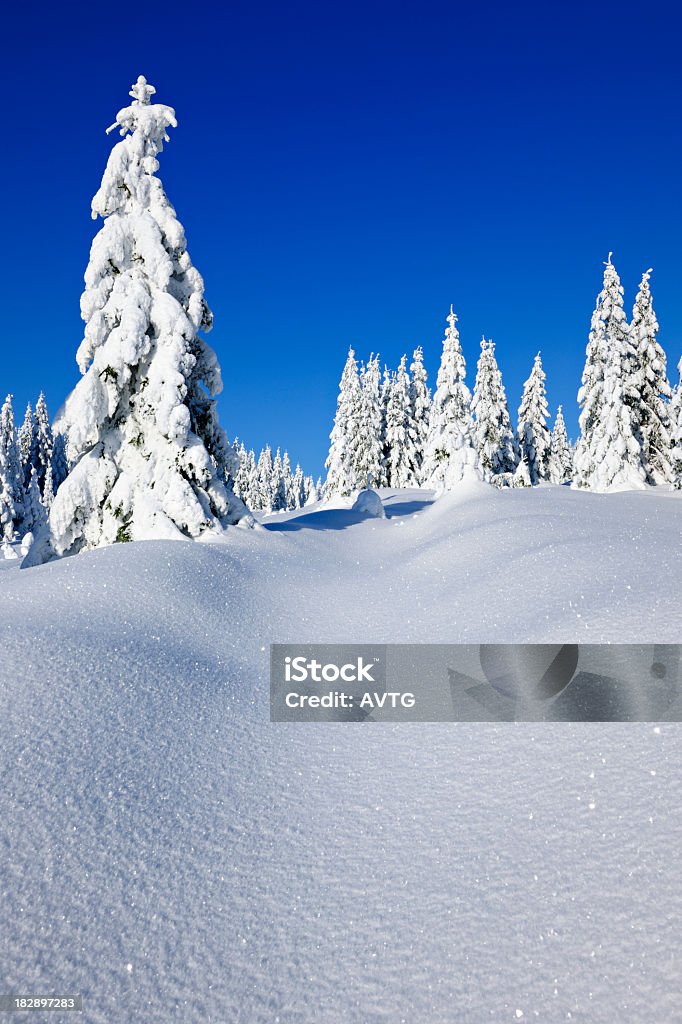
[1, 486, 681, 1023]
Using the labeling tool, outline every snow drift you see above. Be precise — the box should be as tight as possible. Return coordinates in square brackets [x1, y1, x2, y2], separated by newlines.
[1, 486, 681, 1023]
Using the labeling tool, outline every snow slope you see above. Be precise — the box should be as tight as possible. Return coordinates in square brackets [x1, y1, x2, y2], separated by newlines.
[1, 486, 681, 1023]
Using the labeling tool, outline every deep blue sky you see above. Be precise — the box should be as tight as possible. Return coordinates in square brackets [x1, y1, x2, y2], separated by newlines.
[2, 1, 681, 476]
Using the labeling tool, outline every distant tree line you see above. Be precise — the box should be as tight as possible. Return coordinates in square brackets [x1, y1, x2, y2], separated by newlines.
[324, 255, 682, 496]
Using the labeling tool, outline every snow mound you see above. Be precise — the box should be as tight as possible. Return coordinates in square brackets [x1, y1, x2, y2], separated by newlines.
[1, 485, 681, 1023]
[351, 487, 385, 517]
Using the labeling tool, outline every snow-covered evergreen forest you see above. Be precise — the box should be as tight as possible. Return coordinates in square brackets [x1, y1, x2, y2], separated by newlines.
[1, 78, 681, 567]
[324, 257, 682, 497]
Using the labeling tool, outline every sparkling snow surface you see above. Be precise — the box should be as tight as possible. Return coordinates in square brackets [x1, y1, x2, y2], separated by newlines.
[1, 486, 681, 1023]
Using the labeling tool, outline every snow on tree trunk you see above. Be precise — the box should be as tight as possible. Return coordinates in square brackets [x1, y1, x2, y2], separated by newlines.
[629, 269, 673, 484]
[45, 76, 248, 557]
[407, 347, 431, 485]
[517, 352, 551, 485]
[471, 337, 519, 483]
[384, 355, 414, 487]
[548, 405, 573, 484]
[0, 396, 24, 541]
[422, 306, 480, 492]
[574, 254, 647, 490]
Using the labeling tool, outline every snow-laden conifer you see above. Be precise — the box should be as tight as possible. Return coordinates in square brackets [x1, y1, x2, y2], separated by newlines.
[517, 353, 551, 485]
[18, 403, 35, 490]
[325, 348, 365, 495]
[292, 463, 305, 509]
[669, 356, 682, 487]
[233, 442, 250, 501]
[384, 355, 414, 487]
[629, 269, 673, 483]
[24, 466, 47, 534]
[357, 355, 385, 488]
[548, 405, 572, 484]
[0, 396, 24, 540]
[471, 337, 518, 482]
[422, 306, 480, 491]
[51, 433, 69, 490]
[45, 76, 247, 556]
[256, 446, 274, 512]
[407, 347, 431, 485]
[271, 449, 286, 511]
[33, 393, 54, 495]
[574, 255, 646, 489]
[303, 474, 317, 505]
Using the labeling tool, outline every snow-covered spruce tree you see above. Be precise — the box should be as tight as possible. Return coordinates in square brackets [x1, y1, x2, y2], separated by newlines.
[574, 254, 646, 489]
[233, 441, 249, 501]
[669, 356, 682, 487]
[44, 76, 248, 556]
[271, 448, 286, 511]
[51, 432, 69, 490]
[33, 393, 54, 495]
[325, 347, 365, 495]
[18, 403, 35, 490]
[517, 353, 551, 485]
[24, 466, 47, 535]
[548, 405, 573, 484]
[384, 355, 414, 487]
[408, 346, 431, 485]
[357, 355, 385, 488]
[629, 269, 673, 484]
[422, 306, 480, 491]
[0, 395, 24, 540]
[303, 474, 316, 505]
[471, 337, 519, 484]
[256, 446, 274, 512]
[292, 463, 305, 509]
[378, 364, 393, 484]
[42, 462, 55, 511]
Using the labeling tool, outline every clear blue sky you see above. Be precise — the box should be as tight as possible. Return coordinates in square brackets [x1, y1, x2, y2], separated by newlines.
[2, 1, 681, 476]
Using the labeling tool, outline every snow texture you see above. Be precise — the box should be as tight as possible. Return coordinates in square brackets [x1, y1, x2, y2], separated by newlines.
[1, 485, 681, 1023]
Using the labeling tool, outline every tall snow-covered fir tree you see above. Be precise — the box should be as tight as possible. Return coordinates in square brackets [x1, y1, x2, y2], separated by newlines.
[51, 432, 69, 491]
[18, 403, 35, 490]
[629, 269, 673, 484]
[271, 448, 286, 511]
[24, 466, 47, 535]
[43, 76, 248, 558]
[670, 356, 682, 487]
[422, 306, 480, 491]
[356, 355, 385, 488]
[517, 353, 551, 485]
[574, 255, 646, 490]
[325, 347, 365, 495]
[33, 393, 54, 495]
[408, 346, 431, 485]
[256, 446, 274, 512]
[548, 405, 573, 484]
[0, 396, 24, 540]
[384, 355, 413, 487]
[471, 337, 518, 483]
